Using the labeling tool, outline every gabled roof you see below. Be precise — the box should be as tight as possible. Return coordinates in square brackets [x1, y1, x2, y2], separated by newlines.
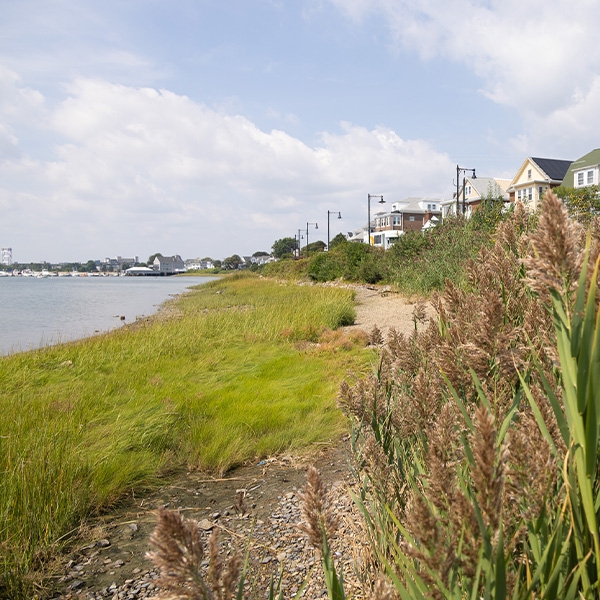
[465, 177, 511, 200]
[561, 148, 600, 188]
[390, 197, 444, 213]
[509, 156, 573, 190]
[530, 157, 573, 182]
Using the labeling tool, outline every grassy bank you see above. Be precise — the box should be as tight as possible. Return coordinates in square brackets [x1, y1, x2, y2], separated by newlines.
[0, 273, 372, 598]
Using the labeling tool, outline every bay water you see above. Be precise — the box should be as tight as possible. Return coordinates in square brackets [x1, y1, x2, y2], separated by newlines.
[0, 275, 218, 356]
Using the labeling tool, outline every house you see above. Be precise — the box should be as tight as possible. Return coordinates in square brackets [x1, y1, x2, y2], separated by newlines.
[152, 254, 185, 275]
[251, 255, 274, 266]
[346, 227, 367, 243]
[185, 258, 214, 270]
[367, 197, 444, 249]
[441, 177, 511, 218]
[507, 157, 572, 211]
[560, 148, 600, 189]
[101, 256, 139, 272]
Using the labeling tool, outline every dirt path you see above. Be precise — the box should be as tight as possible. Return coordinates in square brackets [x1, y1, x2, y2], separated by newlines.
[52, 286, 431, 600]
[343, 284, 433, 338]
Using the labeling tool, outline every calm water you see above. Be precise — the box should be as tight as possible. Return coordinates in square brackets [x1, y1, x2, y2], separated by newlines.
[0, 275, 218, 356]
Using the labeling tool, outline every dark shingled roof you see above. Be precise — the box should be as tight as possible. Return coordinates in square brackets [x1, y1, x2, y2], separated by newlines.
[530, 157, 573, 182]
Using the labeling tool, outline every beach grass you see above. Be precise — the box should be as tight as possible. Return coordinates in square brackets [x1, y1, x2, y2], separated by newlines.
[0, 273, 370, 598]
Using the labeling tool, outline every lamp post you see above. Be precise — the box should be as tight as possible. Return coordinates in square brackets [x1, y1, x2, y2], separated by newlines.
[306, 222, 318, 257]
[297, 229, 304, 259]
[327, 210, 342, 250]
[455, 165, 476, 215]
[367, 194, 385, 246]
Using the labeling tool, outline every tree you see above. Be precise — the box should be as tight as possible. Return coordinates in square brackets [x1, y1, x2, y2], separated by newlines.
[81, 260, 98, 273]
[213, 259, 222, 269]
[329, 233, 348, 250]
[302, 240, 326, 257]
[555, 184, 600, 225]
[222, 254, 242, 270]
[271, 237, 298, 259]
[147, 253, 161, 265]
[252, 251, 270, 257]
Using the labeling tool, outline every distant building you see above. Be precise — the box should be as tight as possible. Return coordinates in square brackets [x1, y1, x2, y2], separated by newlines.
[1, 248, 12, 266]
[370, 198, 444, 249]
[184, 258, 214, 270]
[153, 254, 185, 274]
[251, 255, 274, 266]
[124, 266, 157, 276]
[442, 177, 511, 218]
[101, 256, 139, 271]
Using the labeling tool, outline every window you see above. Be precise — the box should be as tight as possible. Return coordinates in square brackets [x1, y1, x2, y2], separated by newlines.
[538, 186, 543, 196]
[528, 187, 533, 201]
[427, 204, 432, 210]
[588, 170, 594, 185]
[392, 216, 400, 225]
[409, 216, 415, 222]
[431, 204, 436, 210]
[578, 172, 585, 186]
[374, 235, 382, 244]
[465, 185, 472, 196]
[517, 189, 522, 200]
[527, 169, 532, 180]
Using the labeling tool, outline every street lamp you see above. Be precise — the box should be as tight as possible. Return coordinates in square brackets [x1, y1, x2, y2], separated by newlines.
[327, 210, 342, 250]
[455, 165, 476, 215]
[367, 194, 385, 246]
[296, 229, 305, 259]
[306, 222, 318, 257]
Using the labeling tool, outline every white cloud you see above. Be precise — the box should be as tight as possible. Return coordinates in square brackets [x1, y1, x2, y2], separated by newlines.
[329, 0, 600, 152]
[1, 77, 454, 261]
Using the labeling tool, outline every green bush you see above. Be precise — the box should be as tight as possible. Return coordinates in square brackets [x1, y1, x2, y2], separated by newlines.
[307, 242, 385, 283]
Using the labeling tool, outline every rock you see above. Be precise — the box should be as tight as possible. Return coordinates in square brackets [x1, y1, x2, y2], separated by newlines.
[197, 518, 214, 531]
[68, 580, 84, 590]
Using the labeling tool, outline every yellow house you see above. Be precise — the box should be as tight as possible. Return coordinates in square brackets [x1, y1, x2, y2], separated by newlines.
[507, 157, 572, 211]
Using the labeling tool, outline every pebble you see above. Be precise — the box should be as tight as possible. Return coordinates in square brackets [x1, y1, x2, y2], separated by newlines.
[52, 472, 368, 600]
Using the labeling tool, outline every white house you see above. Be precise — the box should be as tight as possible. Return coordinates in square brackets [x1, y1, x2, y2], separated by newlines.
[153, 254, 185, 274]
[442, 177, 511, 218]
[185, 258, 214, 270]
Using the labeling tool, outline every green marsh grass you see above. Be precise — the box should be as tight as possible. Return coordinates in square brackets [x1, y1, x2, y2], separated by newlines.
[0, 273, 370, 598]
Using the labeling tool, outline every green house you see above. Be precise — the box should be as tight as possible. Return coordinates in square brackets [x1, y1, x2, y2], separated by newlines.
[561, 148, 600, 188]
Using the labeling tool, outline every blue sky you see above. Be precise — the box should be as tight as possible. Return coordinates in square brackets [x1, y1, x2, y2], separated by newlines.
[1, 0, 599, 262]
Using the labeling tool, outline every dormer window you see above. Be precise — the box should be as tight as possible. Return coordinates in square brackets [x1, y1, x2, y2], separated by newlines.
[577, 172, 585, 186]
[587, 170, 595, 185]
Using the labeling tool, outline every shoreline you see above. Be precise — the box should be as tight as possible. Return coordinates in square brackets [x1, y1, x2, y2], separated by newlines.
[0, 276, 214, 357]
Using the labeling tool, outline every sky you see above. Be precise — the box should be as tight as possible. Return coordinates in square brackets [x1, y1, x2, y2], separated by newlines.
[1, 0, 600, 263]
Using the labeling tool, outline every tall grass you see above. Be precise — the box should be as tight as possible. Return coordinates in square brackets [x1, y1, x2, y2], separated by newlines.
[0, 273, 370, 598]
[339, 194, 600, 597]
